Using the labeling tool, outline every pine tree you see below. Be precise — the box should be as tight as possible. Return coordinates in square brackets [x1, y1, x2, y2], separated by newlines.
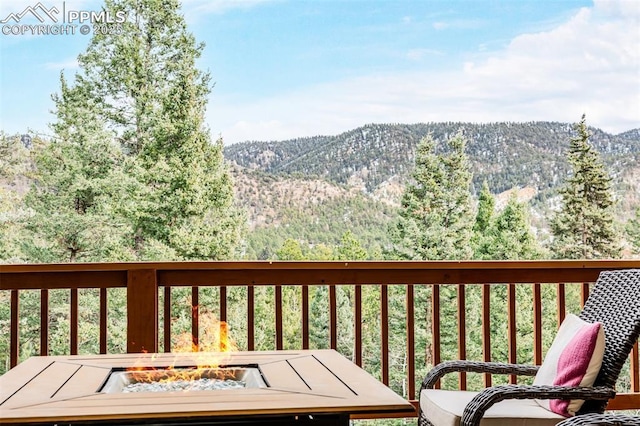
[488, 193, 541, 260]
[276, 238, 305, 260]
[388, 131, 474, 260]
[0, 133, 32, 262]
[25, 79, 134, 262]
[30, 0, 244, 261]
[387, 131, 474, 392]
[626, 208, 640, 255]
[472, 181, 495, 259]
[474, 181, 495, 235]
[335, 230, 368, 260]
[550, 115, 620, 259]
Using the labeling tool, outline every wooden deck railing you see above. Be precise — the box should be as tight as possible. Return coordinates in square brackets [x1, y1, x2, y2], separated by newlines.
[1, 260, 639, 417]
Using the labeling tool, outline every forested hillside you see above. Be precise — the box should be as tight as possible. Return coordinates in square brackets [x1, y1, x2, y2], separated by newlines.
[225, 122, 640, 259]
[3, 122, 639, 261]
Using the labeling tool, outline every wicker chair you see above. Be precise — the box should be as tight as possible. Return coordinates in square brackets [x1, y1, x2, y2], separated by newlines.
[418, 269, 640, 426]
[556, 413, 640, 426]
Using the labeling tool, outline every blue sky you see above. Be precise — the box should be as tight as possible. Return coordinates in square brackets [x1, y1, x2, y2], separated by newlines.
[1, 0, 638, 144]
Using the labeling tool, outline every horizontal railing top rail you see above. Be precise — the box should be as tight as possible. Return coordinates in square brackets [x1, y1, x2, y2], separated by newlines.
[3, 259, 640, 289]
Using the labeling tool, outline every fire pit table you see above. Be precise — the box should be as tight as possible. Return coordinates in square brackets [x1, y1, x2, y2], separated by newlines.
[0, 349, 415, 425]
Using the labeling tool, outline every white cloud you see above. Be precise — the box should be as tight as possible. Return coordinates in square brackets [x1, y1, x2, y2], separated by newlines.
[210, 0, 640, 144]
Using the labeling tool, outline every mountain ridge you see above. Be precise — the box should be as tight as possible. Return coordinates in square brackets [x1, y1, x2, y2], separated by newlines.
[225, 121, 640, 194]
[225, 121, 640, 258]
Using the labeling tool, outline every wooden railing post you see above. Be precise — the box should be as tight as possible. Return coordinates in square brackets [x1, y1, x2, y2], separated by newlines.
[127, 269, 158, 353]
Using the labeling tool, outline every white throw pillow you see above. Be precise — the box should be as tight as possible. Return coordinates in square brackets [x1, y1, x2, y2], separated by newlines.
[533, 314, 605, 417]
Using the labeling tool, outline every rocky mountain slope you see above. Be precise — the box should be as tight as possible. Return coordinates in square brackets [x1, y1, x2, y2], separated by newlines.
[225, 122, 640, 258]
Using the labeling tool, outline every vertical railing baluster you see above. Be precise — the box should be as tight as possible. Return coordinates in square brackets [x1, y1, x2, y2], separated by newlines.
[381, 284, 389, 386]
[100, 288, 107, 354]
[355, 285, 362, 367]
[192, 287, 199, 350]
[70, 288, 78, 355]
[482, 284, 492, 387]
[219, 286, 227, 351]
[632, 342, 639, 393]
[10, 290, 19, 368]
[330, 285, 337, 350]
[40, 289, 49, 356]
[557, 283, 566, 327]
[247, 285, 255, 351]
[220, 286, 227, 322]
[432, 284, 441, 389]
[302, 286, 309, 349]
[220, 286, 227, 347]
[581, 282, 590, 308]
[507, 283, 517, 384]
[164, 286, 171, 352]
[533, 283, 542, 365]
[457, 284, 466, 390]
[275, 285, 283, 350]
[406, 284, 415, 400]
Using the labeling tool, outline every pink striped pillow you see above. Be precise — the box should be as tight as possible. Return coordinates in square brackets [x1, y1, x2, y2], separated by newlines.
[534, 314, 605, 417]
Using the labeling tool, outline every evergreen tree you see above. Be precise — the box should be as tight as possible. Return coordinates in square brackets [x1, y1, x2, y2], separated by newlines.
[474, 181, 494, 235]
[386, 131, 474, 393]
[476, 192, 541, 260]
[472, 181, 495, 259]
[550, 115, 620, 259]
[626, 208, 640, 255]
[276, 238, 305, 260]
[25, 80, 134, 262]
[335, 230, 368, 260]
[388, 131, 474, 260]
[0, 133, 32, 262]
[32, 0, 245, 261]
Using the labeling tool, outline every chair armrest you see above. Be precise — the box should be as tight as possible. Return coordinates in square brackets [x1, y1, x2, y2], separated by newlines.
[461, 385, 616, 426]
[420, 360, 540, 390]
[556, 413, 640, 426]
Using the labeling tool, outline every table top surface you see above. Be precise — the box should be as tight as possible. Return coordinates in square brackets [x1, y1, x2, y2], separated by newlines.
[0, 349, 415, 424]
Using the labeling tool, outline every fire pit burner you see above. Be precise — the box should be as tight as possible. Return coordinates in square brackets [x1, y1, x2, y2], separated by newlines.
[101, 367, 267, 393]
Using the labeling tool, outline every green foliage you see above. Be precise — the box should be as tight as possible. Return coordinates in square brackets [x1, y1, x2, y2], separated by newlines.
[388, 132, 474, 260]
[551, 115, 621, 259]
[473, 181, 494, 235]
[22, 0, 244, 261]
[24, 80, 134, 262]
[626, 208, 640, 254]
[274, 231, 370, 261]
[475, 192, 543, 260]
[336, 230, 368, 260]
[0, 133, 32, 262]
[276, 238, 306, 260]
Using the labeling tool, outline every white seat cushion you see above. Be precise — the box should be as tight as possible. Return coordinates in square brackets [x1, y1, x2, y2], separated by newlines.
[421, 389, 565, 426]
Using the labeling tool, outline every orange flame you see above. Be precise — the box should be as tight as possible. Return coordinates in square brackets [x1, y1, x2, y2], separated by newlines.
[127, 311, 238, 384]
